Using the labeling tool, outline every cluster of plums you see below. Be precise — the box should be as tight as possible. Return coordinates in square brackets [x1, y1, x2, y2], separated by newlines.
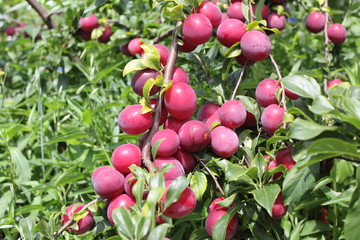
[77, 14, 112, 43]
[306, 11, 347, 44]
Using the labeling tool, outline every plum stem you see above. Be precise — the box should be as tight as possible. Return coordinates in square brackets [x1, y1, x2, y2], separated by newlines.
[54, 197, 101, 239]
[231, 63, 247, 100]
[323, 0, 330, 91]
[197, 157, 226, 197]
[141, 21, 181, 173]
[269, 54, 288, 128]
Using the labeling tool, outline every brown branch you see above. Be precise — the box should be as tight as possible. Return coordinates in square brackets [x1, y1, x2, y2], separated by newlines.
[26, 0, 56, 29]
[198, 158, 226, 197]
[231, 63, 247, 100]
[154, 26, 176, 44]
[249, 1, 255, 22]
[323, 0, 330, 91]
[141, 21, 181, 173]
[54, 198, 101, 239]
[270, 54, 287, 128]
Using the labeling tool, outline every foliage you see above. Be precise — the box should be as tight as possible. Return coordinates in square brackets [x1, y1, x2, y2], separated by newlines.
[0, 0, 360, 239]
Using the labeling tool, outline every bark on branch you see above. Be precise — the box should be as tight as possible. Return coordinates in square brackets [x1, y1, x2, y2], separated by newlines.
[26, 0, 56, 29]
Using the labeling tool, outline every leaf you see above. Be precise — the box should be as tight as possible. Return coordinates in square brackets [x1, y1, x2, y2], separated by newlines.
[344, 169, 360, 240]
[82, 108, 93, 125]
[123, 59, 146, 76]
[113, 207, 134, 239]
[165, 176, 189, 209]
[335, 160, 354, 184]
[283, 164, 319, 205]
[241, 1, 250, 23]
[73, 210, 89, 221]
[35, 220, 53, 239]
[189, 228, 210, 240]
[300, 220, 331, 236]
[281, 75, 321, 99]
[190, 172, 208, 201]
[9, 147, 31, 182]
[91, 28, 103, 40]
[141, 44, 161, 71]
[251, 184, 281, 216]
[166, 4, 185, 20]
[45, 130, 89, 145]
[288, 118, 337, 140]
[19, 217, 35, 240]
[307, 138, 360, 160]
[224, 43, 241, 58]
[309, 95, 335, 115]
[147, 223, 173, 240]
[151, 139, 164, 160]
[212, 205, 240, 240]
[66, 96, 84, 117]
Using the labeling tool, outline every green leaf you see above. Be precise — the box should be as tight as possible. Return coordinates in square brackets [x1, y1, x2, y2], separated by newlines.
[91, 28, 103, 40]
[237, 96, 260, 122]
[147, 223, 173, 240]
[281, 75, 321, 99]
[45, 130, 89, 145]
[242, 1, 250, 23]
[307, 138, 360, 160]
[73, 210, 89, 221]
[35, 220, 53, 239]
[9, 147, 31, 182]
[113, 207, 134, 239]
[141, 44, 161, 71]
[123, 59, 146, 76]
[344, 169, 360, 240]
[217, 194, 237, 208]
[66, 96, 84, 117]
[151, 139, 164, 160]
[132, 178, 145, 205]
[283, 164, 319, 205]
[189, 228, 210, 240]
[300, 220, 331, 236]
[19, 217, 35, 240]
[82, 108, 93, 125]
[224, 43, 241, 58]
[166, 4, 185, 20]
[212, 205, 240, 240]
[288, 118, 337, 140]
[190, 172, 208, 201]
[165, 176, 189, 209]
[142, 77, 156, 102]
[251, 184, 281, 216]
[310, 96, 335, 115]
[251, 153, 267, 179]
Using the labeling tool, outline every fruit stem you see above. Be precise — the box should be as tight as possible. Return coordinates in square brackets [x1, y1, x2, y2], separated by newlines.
[53, 197, 101, 239]
[154, 26, 176, 43]
[269, 54, 288, 128]
[197, 157, 226, 197]
[141, 21, 181, 173]
[231, 63, 247, 100]
[323, 0, 330, 91]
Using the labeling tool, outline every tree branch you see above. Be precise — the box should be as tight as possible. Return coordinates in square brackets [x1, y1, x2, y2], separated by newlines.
[197, 158, 226, 197]
[26, 0, 56, 29]
[231, 63, 247, 100]
[154, 26, 175, 44]
[141, 21, 181, 173]
[323, 0, 330, 91]
[54, 197, 101, 239]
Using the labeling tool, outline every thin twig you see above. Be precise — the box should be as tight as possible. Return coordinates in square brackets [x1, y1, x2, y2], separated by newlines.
[26, 0, 56, 29]
[154, 26, 176, 43]
[269, 54, 287, 128]
[141, 21, 181, 173]
[249, 1, 255, 22]
[198, 159, 226, 197]
[335, 156, 360, 164]
[54, 198, 101, 239]
[323, 0, 330, 91]
[231, 63, 247, 100]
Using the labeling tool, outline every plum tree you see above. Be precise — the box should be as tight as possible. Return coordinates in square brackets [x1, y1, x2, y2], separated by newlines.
[61, 203, 94, 235]
[182, 13, 213, 45]
[261, 104, 284, 135]
[267, 13, 286, 31]
[154, 157, 185, 180]
[210, 126, 239, 157]
[327, 23, 347, 44]
[164, 82, 197, 120]
[197, 1, 222, 28]
[128, 38, 144, 55]
[218, 100, 247, 129]
[151, 129, 180, 156]
[131, 69, 161, 96]
[205, 209, 238, 240]
[161, 181, 197, 218]
[79, 14, 99, 32]
[91, 166, 125, 199]
[275, 146, 296, 170]
[178, 120, 211, 152]
[255, 78, 280, 107]
[272, 192, 287, 219]
[107, 194, 136, 225]
[118, 104, 153, 135]
[306, 11, 325, 33]
[241, 30, 272, 62]
[216, 19, 247, 48]
[197, 103, 220, 122]
[111, 144, 142, 174]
